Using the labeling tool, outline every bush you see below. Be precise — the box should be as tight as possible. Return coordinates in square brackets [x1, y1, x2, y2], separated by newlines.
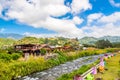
[0, 53, 12, 61]
[57, 65, 93, 80]
[40, 49, 46, 55]
[11, 53, 21, 60]
[0, 53, 21, 62]
[118, 70, 120, 77]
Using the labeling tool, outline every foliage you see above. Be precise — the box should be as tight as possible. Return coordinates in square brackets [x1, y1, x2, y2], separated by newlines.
[79, 37, 98, 45]
[57, 64, 94, 80]
[14, 37, 72, 46]
[95, 39, 112, 49]
[0, 53, 12, 61]
[118, 71, 120, 77]
[57, 58, 103, 80]
[40, 49, 47, 55]
[0, 38, 16, 49]
[79, 36, 120, 45]
[0, 53, 22, 62]
[83, 44, 95, 47]
[112, 42, 120, 48]
[15, 37, 40, 44]
[11, 53, 22, 60]
[0, 48, 119, 80]
[95, 53, 120, 79]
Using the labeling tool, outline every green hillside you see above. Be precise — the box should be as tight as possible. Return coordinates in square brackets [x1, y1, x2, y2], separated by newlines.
[79, 36, 120, 45]
[79, 37, 98, 45]
[0, 38, 16, 48]
[14, 37, 72, 46]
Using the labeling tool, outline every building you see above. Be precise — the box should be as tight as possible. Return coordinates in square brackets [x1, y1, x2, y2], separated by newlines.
[15, 44, 40, 58]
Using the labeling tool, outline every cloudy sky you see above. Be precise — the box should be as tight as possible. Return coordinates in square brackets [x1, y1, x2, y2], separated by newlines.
[0, 0, 120, 38]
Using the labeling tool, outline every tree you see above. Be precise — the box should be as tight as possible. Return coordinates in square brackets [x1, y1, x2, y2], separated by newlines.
[83, 44, 95, 47]
[112, 42, 120, 48]
[95, 39, 112, 49]
[44, 38, 49, 44]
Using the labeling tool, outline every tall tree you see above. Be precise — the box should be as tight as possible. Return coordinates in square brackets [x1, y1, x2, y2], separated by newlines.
[95, 39, 112, 49]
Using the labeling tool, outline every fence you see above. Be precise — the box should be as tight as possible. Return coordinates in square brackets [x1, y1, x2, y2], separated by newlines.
[81, 63, 100, 80]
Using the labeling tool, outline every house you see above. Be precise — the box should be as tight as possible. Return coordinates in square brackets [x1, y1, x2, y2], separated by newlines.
[14, 43, 74, 59]
[14, 44, 40, 59]
[14, 44, 54, 58]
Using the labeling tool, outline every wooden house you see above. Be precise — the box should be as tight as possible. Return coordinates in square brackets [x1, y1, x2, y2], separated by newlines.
[14, 44, 40, 58]
[14, 44, 55, 58]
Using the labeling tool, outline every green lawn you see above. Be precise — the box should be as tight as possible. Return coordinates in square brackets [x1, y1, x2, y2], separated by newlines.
[95, 53, 120, 80]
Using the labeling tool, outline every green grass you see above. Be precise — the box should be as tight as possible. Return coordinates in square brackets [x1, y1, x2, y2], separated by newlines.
[95, 53, 120, 80]
[57, 65, 93, 80]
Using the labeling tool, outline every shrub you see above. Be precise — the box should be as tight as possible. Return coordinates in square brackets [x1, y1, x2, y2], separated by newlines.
[57, 65, 93, 80]
[11, 53, 21, 60]
[118, 70, 120, 77]
[40, 49, 46, 55]
[0, 53, 21, 61]
[0, 53, 12, 61]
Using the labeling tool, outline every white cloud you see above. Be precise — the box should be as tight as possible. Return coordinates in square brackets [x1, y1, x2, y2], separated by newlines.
[99, 12, 120, 24]
[0, 0, 84, 36]
[87, 13, 103, 25]
[44, 4, 70, 17]
[0, 0, 120, 38]
[24, 32, 84, 38]
[0, 0, 89, 38]
[73, 16, 84, 24]
[83, 12, 120, 37]
[43, 17, 84, 36]
[82, 23, 120, 37]
[0, 28, 5, 33]
[24, 32, 64, 38]
[71, 0, 92, 14]
[0, 0, 70, 26]
[109, 0, 120, 7]
[0, 5, 2, 16]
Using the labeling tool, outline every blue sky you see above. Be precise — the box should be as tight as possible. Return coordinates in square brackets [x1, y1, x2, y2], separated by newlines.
[0, 0, 120, 38]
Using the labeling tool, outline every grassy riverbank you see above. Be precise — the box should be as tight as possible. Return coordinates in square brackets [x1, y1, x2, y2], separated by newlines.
[95, 52, 120, 80]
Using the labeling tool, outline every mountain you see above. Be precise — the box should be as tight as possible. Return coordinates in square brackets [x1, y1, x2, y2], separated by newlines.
[100, 36, 120, 43]
[79, 37, 98, 45]
[0, 33, 25, 39]
[0, 33, 120, 45]
[79, 36, 120, 44]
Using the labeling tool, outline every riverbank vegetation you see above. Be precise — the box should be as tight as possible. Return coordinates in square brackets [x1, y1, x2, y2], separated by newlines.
[57, 61, 99, 80]
[94, 52, 120, 80]
[57, 51, 120, 80]
[0, 48, 119, 80]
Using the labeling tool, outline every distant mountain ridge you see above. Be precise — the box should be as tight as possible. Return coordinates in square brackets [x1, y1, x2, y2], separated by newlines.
[0, 33, 120, 44]
[100, 36, 120, 43]
[79, 36, 120, 44]
[0, 33, 25, 39]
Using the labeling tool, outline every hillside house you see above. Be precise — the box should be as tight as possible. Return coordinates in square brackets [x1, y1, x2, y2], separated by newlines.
[14, 44, 53, 58]
[15, 44, 40, 58]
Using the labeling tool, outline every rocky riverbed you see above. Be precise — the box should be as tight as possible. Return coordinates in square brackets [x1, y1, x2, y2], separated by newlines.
[17, 54, 104, 80]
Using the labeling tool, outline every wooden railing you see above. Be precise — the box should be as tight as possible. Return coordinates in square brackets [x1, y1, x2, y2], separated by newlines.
[81, 63, 100, 80]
